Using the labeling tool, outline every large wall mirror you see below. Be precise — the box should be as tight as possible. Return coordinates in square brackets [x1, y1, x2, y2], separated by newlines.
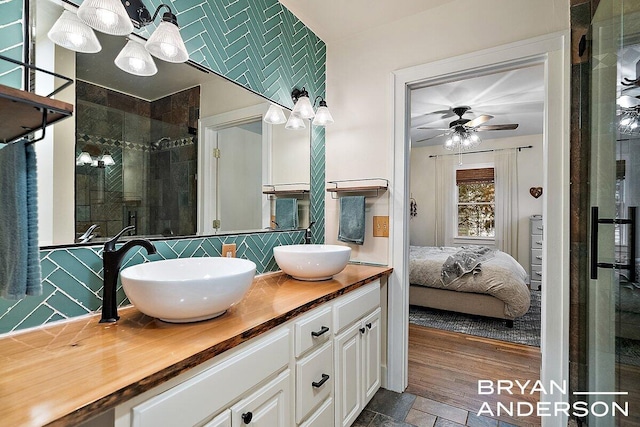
[33, 0, 311, 246]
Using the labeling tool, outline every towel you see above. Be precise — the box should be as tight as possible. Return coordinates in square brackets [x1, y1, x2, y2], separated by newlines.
[0, 140, 42, 300]
[275, 198, 298, 230]
[338, 195, 366, 245]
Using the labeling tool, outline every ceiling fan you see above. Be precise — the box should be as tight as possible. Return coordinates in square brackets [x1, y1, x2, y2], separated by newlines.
[417, 106, 519, 142]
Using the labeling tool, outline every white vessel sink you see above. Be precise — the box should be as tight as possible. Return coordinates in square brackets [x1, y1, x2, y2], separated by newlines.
[120, 257, 256, 323]
[273, 244, 351, 281]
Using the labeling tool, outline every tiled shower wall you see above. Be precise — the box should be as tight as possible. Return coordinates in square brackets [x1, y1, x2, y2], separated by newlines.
[0, 0, 325, 334]
[75, 82, 200, 238]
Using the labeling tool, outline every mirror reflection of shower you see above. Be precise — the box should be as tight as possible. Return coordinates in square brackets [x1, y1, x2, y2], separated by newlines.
[151, 137, 171, 151]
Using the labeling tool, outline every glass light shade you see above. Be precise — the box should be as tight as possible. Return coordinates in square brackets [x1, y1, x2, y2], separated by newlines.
[77, 0, 134, 36]
[101, 153, 115, 166]
[48, 11, 102, 53]
[312, 106, 334, 126]
[291, 95, 315, 119]
[115, 39, 158, 76]
[77, 151, 93, 165]
[285, 114, 306, 130]
[264, 104, 287, 124]
[145, 21, 189, 63]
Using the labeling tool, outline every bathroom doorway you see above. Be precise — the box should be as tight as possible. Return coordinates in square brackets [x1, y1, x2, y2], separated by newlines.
[387, 33, 570, 422]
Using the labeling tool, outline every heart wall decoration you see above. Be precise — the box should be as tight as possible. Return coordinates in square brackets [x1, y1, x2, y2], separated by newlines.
[529, 187, 543, 199]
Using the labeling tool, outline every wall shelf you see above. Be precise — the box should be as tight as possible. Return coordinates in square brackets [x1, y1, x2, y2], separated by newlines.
[326, 178, 388, 198]
[0, 84, 74, 144]
[262, 183, 310, 196]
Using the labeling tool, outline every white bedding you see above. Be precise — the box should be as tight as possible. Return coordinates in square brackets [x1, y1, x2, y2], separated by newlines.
[409, 246, 531, 318]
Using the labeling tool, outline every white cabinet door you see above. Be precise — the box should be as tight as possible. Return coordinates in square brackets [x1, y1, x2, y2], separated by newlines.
[203, 410, 231, 427]
[231, 370, 291, 427]
[361, 308, 381, 405]
[334, 323, 362, 427]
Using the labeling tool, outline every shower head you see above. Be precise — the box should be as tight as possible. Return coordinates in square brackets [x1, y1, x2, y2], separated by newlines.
[151, 137, 171, 150]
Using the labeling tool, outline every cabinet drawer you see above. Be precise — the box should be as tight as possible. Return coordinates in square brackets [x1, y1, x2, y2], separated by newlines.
[334, 281, 380, 334]
[295, 306, 332, 357]
[531, 218, 543, 235]
[300, 398, 333, 427]
[131, 329, 290, 427]
[296, 341, 333, 424]
[531, 249, 542, 265]
[531, 236, 544, 249]
[531, 265, 542, 280]
[231, 369, 291, 427]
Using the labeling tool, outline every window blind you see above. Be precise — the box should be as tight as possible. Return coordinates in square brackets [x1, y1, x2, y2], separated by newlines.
[456, 167, 495, 185]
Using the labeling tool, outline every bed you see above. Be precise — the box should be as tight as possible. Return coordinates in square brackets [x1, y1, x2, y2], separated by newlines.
[409, 245, 531, 326]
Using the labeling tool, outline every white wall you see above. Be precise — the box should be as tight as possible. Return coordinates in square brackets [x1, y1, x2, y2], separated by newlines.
[409, 134, 543, 272]
[323, 0, 569, 264]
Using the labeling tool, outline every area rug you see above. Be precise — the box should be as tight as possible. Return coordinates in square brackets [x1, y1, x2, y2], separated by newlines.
[409, 290, 541, 347]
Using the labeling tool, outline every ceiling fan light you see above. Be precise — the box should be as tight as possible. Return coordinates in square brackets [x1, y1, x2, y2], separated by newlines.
[77, 0, 134, 36]
[444, 138, 454, 150]
[312, 105, 334, 126]
[264, 104, 287, 124]
[145, 18, 189, 63]
[285, 114, 306, 130]
[115, 39, 158, 76]
[48, 10, 102, 53]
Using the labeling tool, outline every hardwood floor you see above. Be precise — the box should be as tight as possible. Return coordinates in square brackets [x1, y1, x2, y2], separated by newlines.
[407, 324, 542, 427]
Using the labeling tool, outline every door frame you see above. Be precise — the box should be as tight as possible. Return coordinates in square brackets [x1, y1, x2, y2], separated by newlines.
[388, 32, 570, 426]
[198, 103, 272, 235]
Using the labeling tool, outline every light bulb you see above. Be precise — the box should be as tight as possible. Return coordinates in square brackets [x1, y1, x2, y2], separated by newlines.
[452, 133, 461, 143]
[160, 42, 178, 59]
[445, 138, 453, 148]
[463, 138, 471, 146]
[620, 116, 632, 126]
[95, 8, 118, 28]
[128, 57, 146, 72]
[470, 133, 480, 142]
[631, 121, 638, 130]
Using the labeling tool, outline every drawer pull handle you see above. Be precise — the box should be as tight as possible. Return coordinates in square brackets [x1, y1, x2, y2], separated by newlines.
[535, 271, 542, 276]
[366, 322, 372, 329]
[312, 374, 330, 388]
[311, 326, 329, 337]
[242, 412, 253, 424]
[360, 327, 366, 334]
[535, 256, 543, 260]
[536, 241, 543, 246]
[537, 226, 543, 230]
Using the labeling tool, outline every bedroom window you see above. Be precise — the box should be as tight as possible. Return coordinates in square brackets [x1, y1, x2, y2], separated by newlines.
[456, 167, 495, 238]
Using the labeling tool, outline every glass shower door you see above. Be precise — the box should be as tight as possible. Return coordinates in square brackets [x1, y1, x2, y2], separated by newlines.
[588, 1, 640, 425]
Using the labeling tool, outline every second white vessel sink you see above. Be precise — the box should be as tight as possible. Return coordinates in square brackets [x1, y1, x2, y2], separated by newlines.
[273, 244, 351, 281]
[120, 257, 256, 323]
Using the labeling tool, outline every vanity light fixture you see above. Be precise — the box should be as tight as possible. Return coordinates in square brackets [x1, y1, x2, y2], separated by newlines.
[312, 97, 334, 126]
[290, 87, 316, 119]
[49, 1, 188, 77]
[47, 10, 102, 53]
[115, 38, 158, 76]
[76, 150, 116, 168]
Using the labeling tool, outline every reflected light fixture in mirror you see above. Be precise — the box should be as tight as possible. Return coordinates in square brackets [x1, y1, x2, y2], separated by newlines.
[48, 1, 188, 77]
[264, 104, 287, 124]
[285, 114, 306, 130]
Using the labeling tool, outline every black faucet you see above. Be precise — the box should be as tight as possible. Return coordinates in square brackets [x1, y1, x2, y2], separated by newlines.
[101, 225, 157, 323]
[304, 221, 316, 244]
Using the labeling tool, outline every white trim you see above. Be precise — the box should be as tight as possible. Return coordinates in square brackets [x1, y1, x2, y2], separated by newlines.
[389, 31, 570, 427]
[197, 103, 272, 235]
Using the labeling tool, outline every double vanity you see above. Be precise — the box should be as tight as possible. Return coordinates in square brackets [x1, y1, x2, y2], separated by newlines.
[0, 259, 391, 427]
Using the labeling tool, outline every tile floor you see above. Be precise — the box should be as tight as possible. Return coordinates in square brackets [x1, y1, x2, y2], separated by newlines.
[358, 388, 519, 427]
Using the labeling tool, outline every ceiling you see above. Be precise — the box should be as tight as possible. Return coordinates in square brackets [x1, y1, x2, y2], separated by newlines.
[410, 64, 545, 148]
[278, 0, 452, 43]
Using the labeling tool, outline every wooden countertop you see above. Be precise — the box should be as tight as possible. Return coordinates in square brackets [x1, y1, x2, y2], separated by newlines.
[0, 264, 392, 427]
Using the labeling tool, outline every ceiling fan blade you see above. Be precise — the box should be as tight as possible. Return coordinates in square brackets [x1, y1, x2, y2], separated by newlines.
[464, 114, 493, 128]
[617, 95, 640, 108]
[415, 132, 448, 142]
[475, 124, 519, 131]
